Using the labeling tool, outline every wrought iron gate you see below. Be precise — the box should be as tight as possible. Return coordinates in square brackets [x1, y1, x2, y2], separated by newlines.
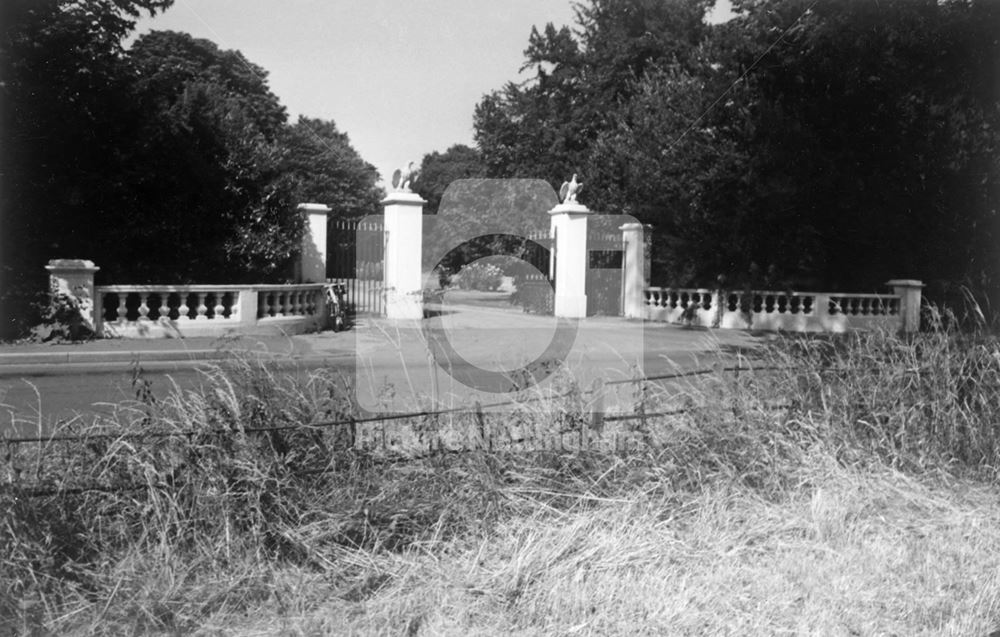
[328, 217, 384, 316]
[515, 229, 555, 314]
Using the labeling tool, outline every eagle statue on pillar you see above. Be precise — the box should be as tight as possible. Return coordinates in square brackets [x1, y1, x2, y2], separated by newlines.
[559, 174, 582, 203]
[391, 161, 418, 193]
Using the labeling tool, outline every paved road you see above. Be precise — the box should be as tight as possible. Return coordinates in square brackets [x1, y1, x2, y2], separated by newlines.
[0, 304, 762, 435]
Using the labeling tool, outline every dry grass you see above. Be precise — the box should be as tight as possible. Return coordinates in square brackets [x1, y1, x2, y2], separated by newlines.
[262, 462, 999, 637]
[3, 327, 1000, 635]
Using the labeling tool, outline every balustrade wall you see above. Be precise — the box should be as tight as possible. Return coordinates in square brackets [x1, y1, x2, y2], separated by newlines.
[95, 284, 325, 338]
[644, 287, 906, 333]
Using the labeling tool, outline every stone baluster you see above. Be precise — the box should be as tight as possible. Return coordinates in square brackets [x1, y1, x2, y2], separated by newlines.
[116, 294, 127, 322]
[158, 296, 170, 321]
[214, 294, 225, 319]
[138, 293, 150, 321]
[195, 293, 208, 320]
[178, 293, 190, 320]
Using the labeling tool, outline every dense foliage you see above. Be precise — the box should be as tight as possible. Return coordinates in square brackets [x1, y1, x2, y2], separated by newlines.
[0, 1, 381, 338]
[414, 144, 487, 216]
[473, 0, 1000, 311]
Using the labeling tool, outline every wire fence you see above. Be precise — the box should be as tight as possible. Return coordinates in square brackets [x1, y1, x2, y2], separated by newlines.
[0, 361, 974, 498]
[0, 364, 807, 445]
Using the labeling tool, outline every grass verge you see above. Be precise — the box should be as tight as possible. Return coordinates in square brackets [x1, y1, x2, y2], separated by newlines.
[2, 328, 1000, 635]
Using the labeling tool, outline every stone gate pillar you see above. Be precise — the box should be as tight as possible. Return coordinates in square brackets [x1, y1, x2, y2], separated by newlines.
[886, 279, 924, 333]
[45, 259, 100, 333]
[549, 201, 593, 318]
[296, 203, 331, 283]
[620, 222, 646, 319]
[382, 192, 425, 320]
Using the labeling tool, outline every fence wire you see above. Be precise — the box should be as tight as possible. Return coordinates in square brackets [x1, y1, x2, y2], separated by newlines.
[0, 361, 966, 499]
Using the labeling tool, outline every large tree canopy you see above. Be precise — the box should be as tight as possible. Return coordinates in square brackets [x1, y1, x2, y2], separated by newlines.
[415, 144, 487, 216]
[473, 0, 1000, 310]
[1, 0, 173, 335]
[124, 30, 300, 283]
[1, 5, 381, 337]
[281, 116, 383, 220]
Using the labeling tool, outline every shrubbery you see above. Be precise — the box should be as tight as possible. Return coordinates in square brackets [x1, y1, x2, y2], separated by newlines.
[30, 292, 94, 342]
[455, 262, 503, 291]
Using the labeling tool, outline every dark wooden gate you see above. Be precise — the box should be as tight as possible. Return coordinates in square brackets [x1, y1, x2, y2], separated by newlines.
[586, 226, 623, 316]
[328, 217, 384, 316]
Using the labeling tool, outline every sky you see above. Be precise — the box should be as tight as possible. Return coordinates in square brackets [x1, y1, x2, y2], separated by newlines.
[134, 1, 736, 187]
[133, 0, 581, 186]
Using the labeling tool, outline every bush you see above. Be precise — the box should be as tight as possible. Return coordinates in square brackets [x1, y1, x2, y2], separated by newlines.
[456, 262, 503, 291]
[30, 292, 94, 342]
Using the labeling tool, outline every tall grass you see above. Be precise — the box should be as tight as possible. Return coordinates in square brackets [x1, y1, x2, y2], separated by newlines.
[2, 327, 1000, 635]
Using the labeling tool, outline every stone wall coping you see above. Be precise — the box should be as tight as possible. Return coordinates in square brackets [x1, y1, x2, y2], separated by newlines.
[96, 283, 324, 293]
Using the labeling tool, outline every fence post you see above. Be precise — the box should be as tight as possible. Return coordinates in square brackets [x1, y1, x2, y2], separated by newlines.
[45, 259, 100, 336]
[886, 279, 924, 333]
[620, 223, 646, 319]
[296, 203, 331, 283]
[474, 401, 487, 451]
[589, 377, 605, 449]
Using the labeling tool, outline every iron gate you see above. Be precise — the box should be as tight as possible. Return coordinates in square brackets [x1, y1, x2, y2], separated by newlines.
[328, 217, 384, 316]
[515, 229, 555, 314]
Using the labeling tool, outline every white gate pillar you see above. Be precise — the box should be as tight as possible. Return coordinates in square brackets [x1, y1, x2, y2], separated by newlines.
[548, 201, 593, 318]
[296, 203, 331, 283]
[620, 222, 646, 319]
[382, 192, 425, 320]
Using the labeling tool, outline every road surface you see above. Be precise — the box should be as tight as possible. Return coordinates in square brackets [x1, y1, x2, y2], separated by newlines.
[0, 303, 761, 436]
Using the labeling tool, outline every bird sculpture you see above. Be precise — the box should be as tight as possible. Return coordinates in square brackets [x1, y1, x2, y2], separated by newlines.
[391, 161, 418, 192]
[559, 174, 582, 203]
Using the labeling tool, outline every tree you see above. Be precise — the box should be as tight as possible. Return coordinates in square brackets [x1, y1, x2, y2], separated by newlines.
[0, 0, 173, 337]
[473, 0, 1000, 312]
[414, 144, 486, 215]
[726, 0, 1000, 300]
[473, 0, 712, 189]
[280, 117, 382, 220]
[122, 30, 301, 283]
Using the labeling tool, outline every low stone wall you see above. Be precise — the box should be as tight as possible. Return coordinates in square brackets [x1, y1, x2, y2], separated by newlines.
[94, 284, 326, 338]
[643, 283, 922, 333]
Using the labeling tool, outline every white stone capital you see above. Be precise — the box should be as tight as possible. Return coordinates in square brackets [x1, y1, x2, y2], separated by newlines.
[548, 202, 593, 216]
[382, 192, 427, 207]
[885, 279, 924, 289]
[45, 259, 100, 275]
[296, 203, 332, 214]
